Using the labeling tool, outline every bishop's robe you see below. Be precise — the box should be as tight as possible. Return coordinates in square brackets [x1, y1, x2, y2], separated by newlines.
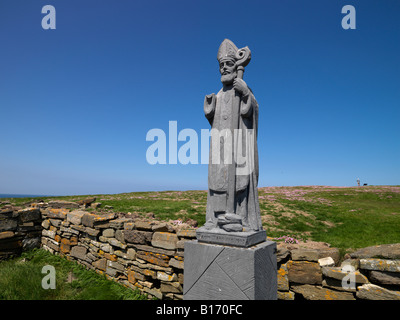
[203, 86, 262, 232]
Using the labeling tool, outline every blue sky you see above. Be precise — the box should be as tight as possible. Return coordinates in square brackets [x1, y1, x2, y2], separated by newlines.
[0, 0, 399, 195]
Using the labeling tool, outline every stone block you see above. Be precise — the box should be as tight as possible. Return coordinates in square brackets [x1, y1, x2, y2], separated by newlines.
[42, 229, 56, 239]
[93, 258, 107, 271]
[276, 244, 290, 263]
[129, 269, 146, 281]
[322, 278, 356, 292]
[136, 251, 170, 267]
[44, 208, 69, 220]
[124, 230, 152, 244]
[106, 267, 119, 277]
[46, 238, 60, 252]
[152, 222, 172, 232]
[60, 226, 80, 235]
[70, 236, 78, 246]
[177, 228, 196, 238]
[132, 266, 157, 279]
[81, 214, 96, 228]
[0, 237, 22, 250]
[169, 258, 184, 269]
[124, 222, 135, 230]
[178, 273, 184, 284]
[176, 239, 187, 249]
[277, 263, 289, 291]
[161, 282, 182, 294]
[48, 200, 80, 209]
[143, 287, 163, 299]
[110, 218, 132, 229]
[130, 244, 175, 256]
[152, 232, 178, 250]
[60, 238, 71, 254]
[67, 210, 86, 225]
[291, 247, 340, 264]
[287, 261, 322, 285]
[127, 270, 137, 283]
[81, 212, 115, 228]
[85, 227, 100, 237]
[357, 283, 400, 300]
[350, 243, 400, 259]
[107, 260, 125, 272]
[369, 270, 400, 286]
[77, 197, 96, 206]
[322, 266, 369, 284]
[0, 231, 14, 240]
[70, 246, 88, 261]
[108, 238, 127, 249]
[114, 248, 136, 261]
[0, 218, 17, 232]
[102, 252, 116, 261]
[49, 219, 61, 227]
[341, 258, 360, 270]
[0, 209, 17, 219]
[115, 230, 125, 243]
[131, 260, 173, 273]
[318, 257, 335, 267]
[291, 284, 355, 300]
[278, 291, 295, 300]
[100, 243, 112, 253]
[360, 258, 400, 273]
[135, 220, 154, 231]
[41, 219, 50, 229]
[196, 228, 266, 248]
[91, 203, 102, 209]
[18, 208, 41, 223]
[184, 240, 277, 300]
[157, 271, 178, 282]
[102, 228, 115, 238]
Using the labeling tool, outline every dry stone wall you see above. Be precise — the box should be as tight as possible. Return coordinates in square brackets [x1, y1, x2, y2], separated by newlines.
[277, 242, 400, 300]
[0, 204, 42, 260]
[1, 199, 400, 300]
[39, 202, 192, 300]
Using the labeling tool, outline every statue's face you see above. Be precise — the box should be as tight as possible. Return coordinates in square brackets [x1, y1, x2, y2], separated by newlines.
[219, 59, 237, 85]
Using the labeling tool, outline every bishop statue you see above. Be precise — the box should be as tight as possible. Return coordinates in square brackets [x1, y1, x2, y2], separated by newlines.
[198, 39, 263, 237]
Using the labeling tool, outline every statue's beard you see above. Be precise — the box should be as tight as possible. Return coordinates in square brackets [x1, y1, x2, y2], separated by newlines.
[221, 71, 237, 85]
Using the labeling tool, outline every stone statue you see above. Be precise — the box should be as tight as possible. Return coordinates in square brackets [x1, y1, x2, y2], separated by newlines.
[196, 39, 266, 247]
[185, 41, 275, 300]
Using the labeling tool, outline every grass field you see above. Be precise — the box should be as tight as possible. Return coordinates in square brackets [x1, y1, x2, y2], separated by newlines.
[3, 185, 400, 253]
[1, 185, 399, 299]
[0, 249, 147, 300]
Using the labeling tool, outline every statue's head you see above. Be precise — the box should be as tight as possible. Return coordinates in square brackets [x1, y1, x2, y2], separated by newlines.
[219, 58, 237, 85]
[217, 39, 238, 85]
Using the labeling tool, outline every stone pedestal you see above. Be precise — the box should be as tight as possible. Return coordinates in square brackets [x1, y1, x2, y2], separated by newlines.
[183, 240, 277, 300]
[196, 227, 266, 248]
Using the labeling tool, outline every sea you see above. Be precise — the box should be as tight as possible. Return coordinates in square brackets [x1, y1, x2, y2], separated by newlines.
[0, 194, 55, 199]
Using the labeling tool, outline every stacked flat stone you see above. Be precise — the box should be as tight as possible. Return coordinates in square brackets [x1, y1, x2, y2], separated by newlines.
[276, 242, 400, 300]
[0, 205, 43, 260]
[2, 200, 400, 300]
[349, 244, 400, 300]
[39, 205, 196, 300]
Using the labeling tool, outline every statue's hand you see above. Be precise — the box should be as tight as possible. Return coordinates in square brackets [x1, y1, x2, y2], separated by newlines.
[205, 93, 215, 104]
[233, 78, 250, 96]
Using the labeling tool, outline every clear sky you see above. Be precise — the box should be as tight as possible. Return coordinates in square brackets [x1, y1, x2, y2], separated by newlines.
[0, 0, 399, 196]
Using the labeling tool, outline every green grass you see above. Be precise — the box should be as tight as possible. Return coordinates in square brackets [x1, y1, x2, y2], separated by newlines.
[0, 249, 147, 300]
[1, 185, 400, 298]
[3, 185, 400, 253]
[258, 185, 400, 252]
[2, 191, 207, 226]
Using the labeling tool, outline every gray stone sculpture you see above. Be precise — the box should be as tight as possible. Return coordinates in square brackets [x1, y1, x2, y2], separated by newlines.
[184, 40, 277, 300]
[196, 39, 266, 247]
